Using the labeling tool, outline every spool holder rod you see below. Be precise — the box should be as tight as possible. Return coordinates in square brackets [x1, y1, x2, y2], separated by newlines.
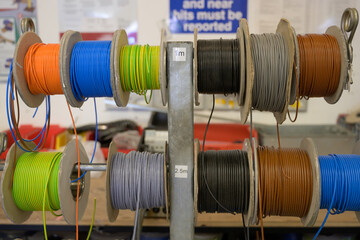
[0, 162, 106, 172]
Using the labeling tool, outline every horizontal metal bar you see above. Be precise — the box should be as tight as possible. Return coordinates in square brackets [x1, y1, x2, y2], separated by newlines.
[0, 163, 107, 172]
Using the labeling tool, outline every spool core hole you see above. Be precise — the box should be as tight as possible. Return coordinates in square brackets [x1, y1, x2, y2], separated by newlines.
[70, 163, 85, 200]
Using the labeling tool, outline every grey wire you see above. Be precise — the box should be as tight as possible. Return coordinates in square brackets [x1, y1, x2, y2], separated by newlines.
[110, 151, 165, 239]
[250, 33, 289, 112]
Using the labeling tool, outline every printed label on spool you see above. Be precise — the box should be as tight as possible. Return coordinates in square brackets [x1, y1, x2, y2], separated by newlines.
[173, 48, 186, 61]
[175, 165, 188, 178]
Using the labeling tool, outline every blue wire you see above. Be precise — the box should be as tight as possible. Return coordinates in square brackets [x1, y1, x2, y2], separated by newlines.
[71, 98, 98, 183]
[6, 61, 50, 152]
[314, 154, 360, 239]
[70, 41, 113, 101]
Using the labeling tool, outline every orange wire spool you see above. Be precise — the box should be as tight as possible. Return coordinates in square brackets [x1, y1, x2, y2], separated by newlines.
[24, 43, 63, 95]
[297, 34, 341, 98]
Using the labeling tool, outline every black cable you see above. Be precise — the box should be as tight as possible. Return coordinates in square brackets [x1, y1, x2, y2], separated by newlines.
[198, 150, 249, 213]
[197, 39, 240, 94]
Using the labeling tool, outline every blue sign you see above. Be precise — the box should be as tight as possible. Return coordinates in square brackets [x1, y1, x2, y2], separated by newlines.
[169, 0, 247, 33]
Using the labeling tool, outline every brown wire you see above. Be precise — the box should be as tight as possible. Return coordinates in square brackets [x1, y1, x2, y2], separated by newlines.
[257, 146, 313, 220]
[297, 34, 341, 98]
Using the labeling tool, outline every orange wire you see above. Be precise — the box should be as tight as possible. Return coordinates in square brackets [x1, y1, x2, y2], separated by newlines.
[24, 43, 63, 95]
[66, 102, 79, 240]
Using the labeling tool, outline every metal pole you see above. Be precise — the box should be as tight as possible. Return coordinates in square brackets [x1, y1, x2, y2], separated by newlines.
[167, 42, 194, 240]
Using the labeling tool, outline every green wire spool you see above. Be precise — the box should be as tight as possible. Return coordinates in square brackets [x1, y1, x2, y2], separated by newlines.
[0, 140, 90, 224]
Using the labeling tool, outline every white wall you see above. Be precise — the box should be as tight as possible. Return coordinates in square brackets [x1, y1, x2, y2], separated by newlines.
[0, 0, 359, 132]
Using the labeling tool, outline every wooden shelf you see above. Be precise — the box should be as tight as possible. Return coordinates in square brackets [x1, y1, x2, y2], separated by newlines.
[0, 175, 359, 228]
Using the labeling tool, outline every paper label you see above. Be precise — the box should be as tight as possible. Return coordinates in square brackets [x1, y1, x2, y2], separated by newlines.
[175, 165, 188, 178]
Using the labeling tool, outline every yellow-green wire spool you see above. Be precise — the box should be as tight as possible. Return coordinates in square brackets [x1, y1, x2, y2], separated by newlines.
[12, 152, 62, 215]
[120, 45, 160, 104]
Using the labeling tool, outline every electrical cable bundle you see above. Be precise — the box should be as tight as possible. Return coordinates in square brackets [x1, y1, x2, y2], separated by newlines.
[197, 39, 240, 95]
[257, 146, 313, 219]
[110, 151, 166, 210]
[197, 150, 249, 214]
[70, 41, 113, 101]
[297, 34, 341, 98]
[119, 45, 160, 103]
[314, 154, 360, 238]
[12, 152, 62, 214]
[24, 43, 62, 95]
[250, 33, 289, 112]
[6, 62, 50, 152]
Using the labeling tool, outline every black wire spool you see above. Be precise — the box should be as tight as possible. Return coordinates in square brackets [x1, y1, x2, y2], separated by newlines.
[197, 150, 250, 213]
[197, 39, 241, 95]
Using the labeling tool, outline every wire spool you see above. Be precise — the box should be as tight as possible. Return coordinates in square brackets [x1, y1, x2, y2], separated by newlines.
[0, 140, 90, 224]
[256, 138, 320, 227]
[353, 141, 360, 222]
[296, 26, 347, 104]
[115, 29, 167, 106]
[250, 19, 294, 124]
[106, 142, 168, 222]
[194, 20, 252, 124]
[313, 152, 360, 238]
[197, 149, 250, 215]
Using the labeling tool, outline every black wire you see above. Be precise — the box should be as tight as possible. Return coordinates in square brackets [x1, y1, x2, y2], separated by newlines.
[199, 95, 249, 240]
[198, 150, 249, 213]
[197, 39, 240, 94]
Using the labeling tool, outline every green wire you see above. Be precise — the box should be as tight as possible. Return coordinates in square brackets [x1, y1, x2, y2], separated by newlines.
[12, 152, 62, 212]
[120, 45, 160, 104]
[12, 152, 62, 240]
[12, 152, 97, 240]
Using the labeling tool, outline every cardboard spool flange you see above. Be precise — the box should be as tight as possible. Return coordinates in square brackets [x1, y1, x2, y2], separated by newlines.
[239, 19, 254, 124]
[0, 140, 90, 224]
[289, 26, 300, 105]
[106, 141, 119, 222]
[112, 29, 130, 107]
[193, 29, 200, 106]
[250, 138, 259, 225]
[160, 28, 168, 106]
[59, 139, 90, 224]
[324, 26, 348, 104]
[194, 139, 200, 224]
[59, 30, 84, 108]
[300, 138, 321, 227]
[1, 141, 35, 223]
[236, 27, 246, 107]
[13, 32, 44, 108]
[274, 19, 295, 124]
[352, 141, 360, 222]
[164, 142, 169, 220]
[242, 138, 255, 226]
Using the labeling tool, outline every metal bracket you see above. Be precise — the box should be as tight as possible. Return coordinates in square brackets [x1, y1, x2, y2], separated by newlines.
[20, 18, 36, 34]
[0, 133, 7, 156]
[341, 8, 358, 90]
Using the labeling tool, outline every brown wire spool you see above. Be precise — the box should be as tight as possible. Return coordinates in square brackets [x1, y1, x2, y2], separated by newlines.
[296, 26, 347, 104]
[256, 138, 320, 227]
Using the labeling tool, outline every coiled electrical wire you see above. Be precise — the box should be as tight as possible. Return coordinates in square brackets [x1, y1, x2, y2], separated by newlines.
[197, 39, 240, 94]
[250, 33, 289, 112]
[297, 34, 341, 98]
[257, 146, 313, 218]
[314, 154, 360, 239]
[70, 41, 113, 101]
[110, 151, 165, 210]
[197, 150, 249, 213]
